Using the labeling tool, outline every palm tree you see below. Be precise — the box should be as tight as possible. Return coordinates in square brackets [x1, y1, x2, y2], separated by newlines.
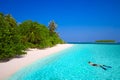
[48, 20, 57, 34]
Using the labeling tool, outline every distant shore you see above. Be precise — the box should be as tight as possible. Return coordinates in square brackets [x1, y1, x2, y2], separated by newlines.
[0, 44, 73, 80]
[68, 42, 120, 44]
[95, 40, 116, 43]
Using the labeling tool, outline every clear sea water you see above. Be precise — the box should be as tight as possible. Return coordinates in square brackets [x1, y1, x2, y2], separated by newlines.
[9, 44, 120, 80]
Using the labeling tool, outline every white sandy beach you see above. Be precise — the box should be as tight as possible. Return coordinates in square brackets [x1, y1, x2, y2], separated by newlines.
[0, 44, 73, 80]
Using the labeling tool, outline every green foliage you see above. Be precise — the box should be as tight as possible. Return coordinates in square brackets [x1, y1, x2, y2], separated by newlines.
[0, 13, 26, 61]
[18, 20, 64, 49]
[49, 32, 64, 45]
[0, 13, 64, 61]
[18, 20, 50, 48]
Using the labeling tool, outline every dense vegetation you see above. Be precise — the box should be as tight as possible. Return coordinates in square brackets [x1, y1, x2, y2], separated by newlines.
[0, 13, 64, 61]
[96, 40, 115, 43]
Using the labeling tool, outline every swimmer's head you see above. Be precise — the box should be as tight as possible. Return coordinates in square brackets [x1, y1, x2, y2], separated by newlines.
[88, 61, 91, 63]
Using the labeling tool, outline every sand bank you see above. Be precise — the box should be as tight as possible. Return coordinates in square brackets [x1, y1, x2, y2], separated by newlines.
[0, 44, 73, 80]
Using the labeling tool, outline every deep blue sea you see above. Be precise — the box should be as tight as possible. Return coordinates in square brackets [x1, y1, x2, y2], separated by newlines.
[9, 44, 120, 80]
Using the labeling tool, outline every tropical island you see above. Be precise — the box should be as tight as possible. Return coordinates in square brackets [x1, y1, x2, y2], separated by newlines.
[96, 40, 116, 43]
[0, 12, 64, 61]
[1, 0, 120, 79]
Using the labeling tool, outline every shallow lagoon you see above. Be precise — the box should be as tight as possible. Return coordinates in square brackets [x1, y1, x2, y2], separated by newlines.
[9, 44, 120, 80]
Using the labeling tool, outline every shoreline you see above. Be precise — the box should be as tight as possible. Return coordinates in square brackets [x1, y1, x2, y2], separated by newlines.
[0, 44, 73, 80]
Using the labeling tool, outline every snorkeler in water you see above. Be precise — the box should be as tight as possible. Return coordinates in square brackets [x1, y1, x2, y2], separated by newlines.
[88, 61, 112, 70]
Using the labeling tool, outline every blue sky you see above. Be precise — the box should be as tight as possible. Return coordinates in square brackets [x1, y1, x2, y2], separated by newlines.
[0, 0, 120, 42]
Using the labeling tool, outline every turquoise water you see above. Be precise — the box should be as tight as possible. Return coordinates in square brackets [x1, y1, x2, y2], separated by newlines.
[9, 44, 120, 80]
